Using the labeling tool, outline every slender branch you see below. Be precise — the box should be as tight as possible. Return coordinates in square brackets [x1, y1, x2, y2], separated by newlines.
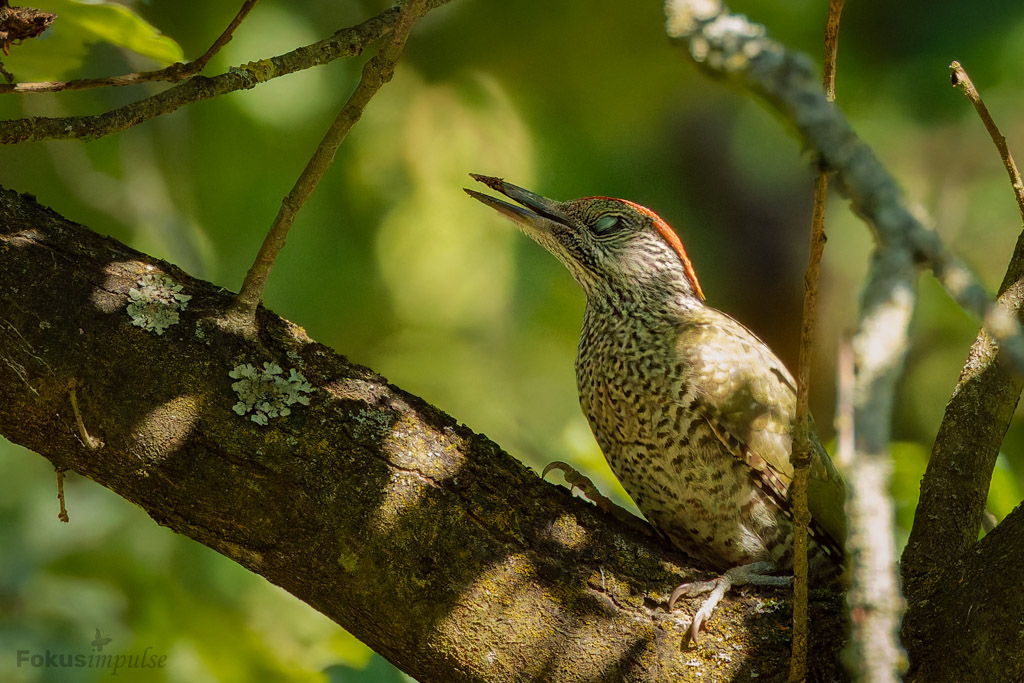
[822, 0, 844, 103]
[0, 0, 259, 95]
[844, 253, 912, 683]
[834, 336, 855, 470]
[0, 4, 412, 143]
[789, 3, 843, 679]
[55, 468, 70, 523]
[190, 0, 260, 75]
[227, 0, 428, 332]
[68, 380, 101, 449]
[949, 61, 1024, 224]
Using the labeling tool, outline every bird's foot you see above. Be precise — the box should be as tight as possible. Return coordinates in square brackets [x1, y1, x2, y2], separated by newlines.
[541, 461, 652, 536]
[669, 561, 791, 643]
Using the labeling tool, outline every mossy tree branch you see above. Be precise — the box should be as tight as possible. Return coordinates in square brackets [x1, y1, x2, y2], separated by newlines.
[0, 187, 847, 681]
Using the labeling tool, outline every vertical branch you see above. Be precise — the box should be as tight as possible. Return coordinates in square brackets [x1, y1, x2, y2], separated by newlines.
[55, 468, 70, 523]
[834, 337, 855, 470]
[790, 2, 843, 680]
[227, 0, 428, 334]
[844, 254, 913, 682]
[822, 0, 844, 103]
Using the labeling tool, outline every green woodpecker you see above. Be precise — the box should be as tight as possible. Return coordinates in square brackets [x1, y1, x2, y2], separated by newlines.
[466, 174, 846, 640]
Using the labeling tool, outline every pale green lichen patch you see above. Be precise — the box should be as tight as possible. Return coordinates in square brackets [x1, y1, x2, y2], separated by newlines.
[230, 362, 314, 425]
[126, 269, 192, 335]
[549, 512, 588, 549]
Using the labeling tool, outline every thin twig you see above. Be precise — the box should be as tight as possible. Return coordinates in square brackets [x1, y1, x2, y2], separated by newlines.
[56, 468, 70, 523]
[68, 380, 101, 449]
[950, 61, 1024, 224]
[0, 4, 416, 143]
[227, 0, 428, 332]
[790, 3, 842, 680]
[191, 0, 259, 75]
[0, 1, 259, 94]
[822, 0, 844, 103]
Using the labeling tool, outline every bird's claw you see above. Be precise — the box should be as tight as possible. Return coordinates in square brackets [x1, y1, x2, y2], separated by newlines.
[543, 460, 616, 509]
[668, 562, 790, 643]
[541, 461, 652, 536]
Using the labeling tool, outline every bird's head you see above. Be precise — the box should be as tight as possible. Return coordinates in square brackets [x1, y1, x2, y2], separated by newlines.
[465, 174, 704, 306]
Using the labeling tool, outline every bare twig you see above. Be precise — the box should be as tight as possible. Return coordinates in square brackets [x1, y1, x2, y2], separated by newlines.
[55, 468, 69, 523]
[0, 3, 418, 143]
[0, 0, 259, 94]
[790, 4, 843, 680]
[822, 0, 844, 103]
[190, 0, 259, 76]
[227, 0, 429, 332]
[68, 380, 101, 449]
[950, 61, 1024, 224]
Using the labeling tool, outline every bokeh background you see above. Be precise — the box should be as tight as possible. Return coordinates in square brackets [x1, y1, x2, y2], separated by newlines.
[2, 0, 1023, 680]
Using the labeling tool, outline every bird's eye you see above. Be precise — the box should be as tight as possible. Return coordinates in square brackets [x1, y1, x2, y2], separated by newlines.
[593, 215, 621, 234]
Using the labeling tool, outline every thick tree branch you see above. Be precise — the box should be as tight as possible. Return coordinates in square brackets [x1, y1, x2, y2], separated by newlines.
[0, 187, 847, 680]
[903, 503, 1024, 681]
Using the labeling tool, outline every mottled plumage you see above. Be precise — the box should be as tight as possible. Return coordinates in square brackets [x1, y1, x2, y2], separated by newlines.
[466, 175, 846, 635]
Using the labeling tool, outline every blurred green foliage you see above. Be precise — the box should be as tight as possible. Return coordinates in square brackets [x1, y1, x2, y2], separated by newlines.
[1, 0, 1023, 680]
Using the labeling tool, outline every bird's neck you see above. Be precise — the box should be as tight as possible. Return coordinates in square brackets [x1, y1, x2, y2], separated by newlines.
[582, 277, 704, 330]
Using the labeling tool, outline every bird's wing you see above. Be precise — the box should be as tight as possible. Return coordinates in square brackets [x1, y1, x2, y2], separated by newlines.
[675, 314, 847, 551]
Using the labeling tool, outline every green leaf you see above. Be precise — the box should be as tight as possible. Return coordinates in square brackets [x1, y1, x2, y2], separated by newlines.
[2, 0, 183, 83]
[62, 0, 183, 65]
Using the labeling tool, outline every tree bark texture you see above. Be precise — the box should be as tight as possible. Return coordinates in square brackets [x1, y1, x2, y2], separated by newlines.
[0, 186, 847, 681]
[900, 228, 1024, 680]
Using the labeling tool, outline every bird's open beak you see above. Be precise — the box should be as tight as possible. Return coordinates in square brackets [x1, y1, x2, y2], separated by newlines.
[464, 174, 569, 232]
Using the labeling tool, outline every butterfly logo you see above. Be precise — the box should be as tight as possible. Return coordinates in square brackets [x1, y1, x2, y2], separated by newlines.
[91, 628, 112, 652]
